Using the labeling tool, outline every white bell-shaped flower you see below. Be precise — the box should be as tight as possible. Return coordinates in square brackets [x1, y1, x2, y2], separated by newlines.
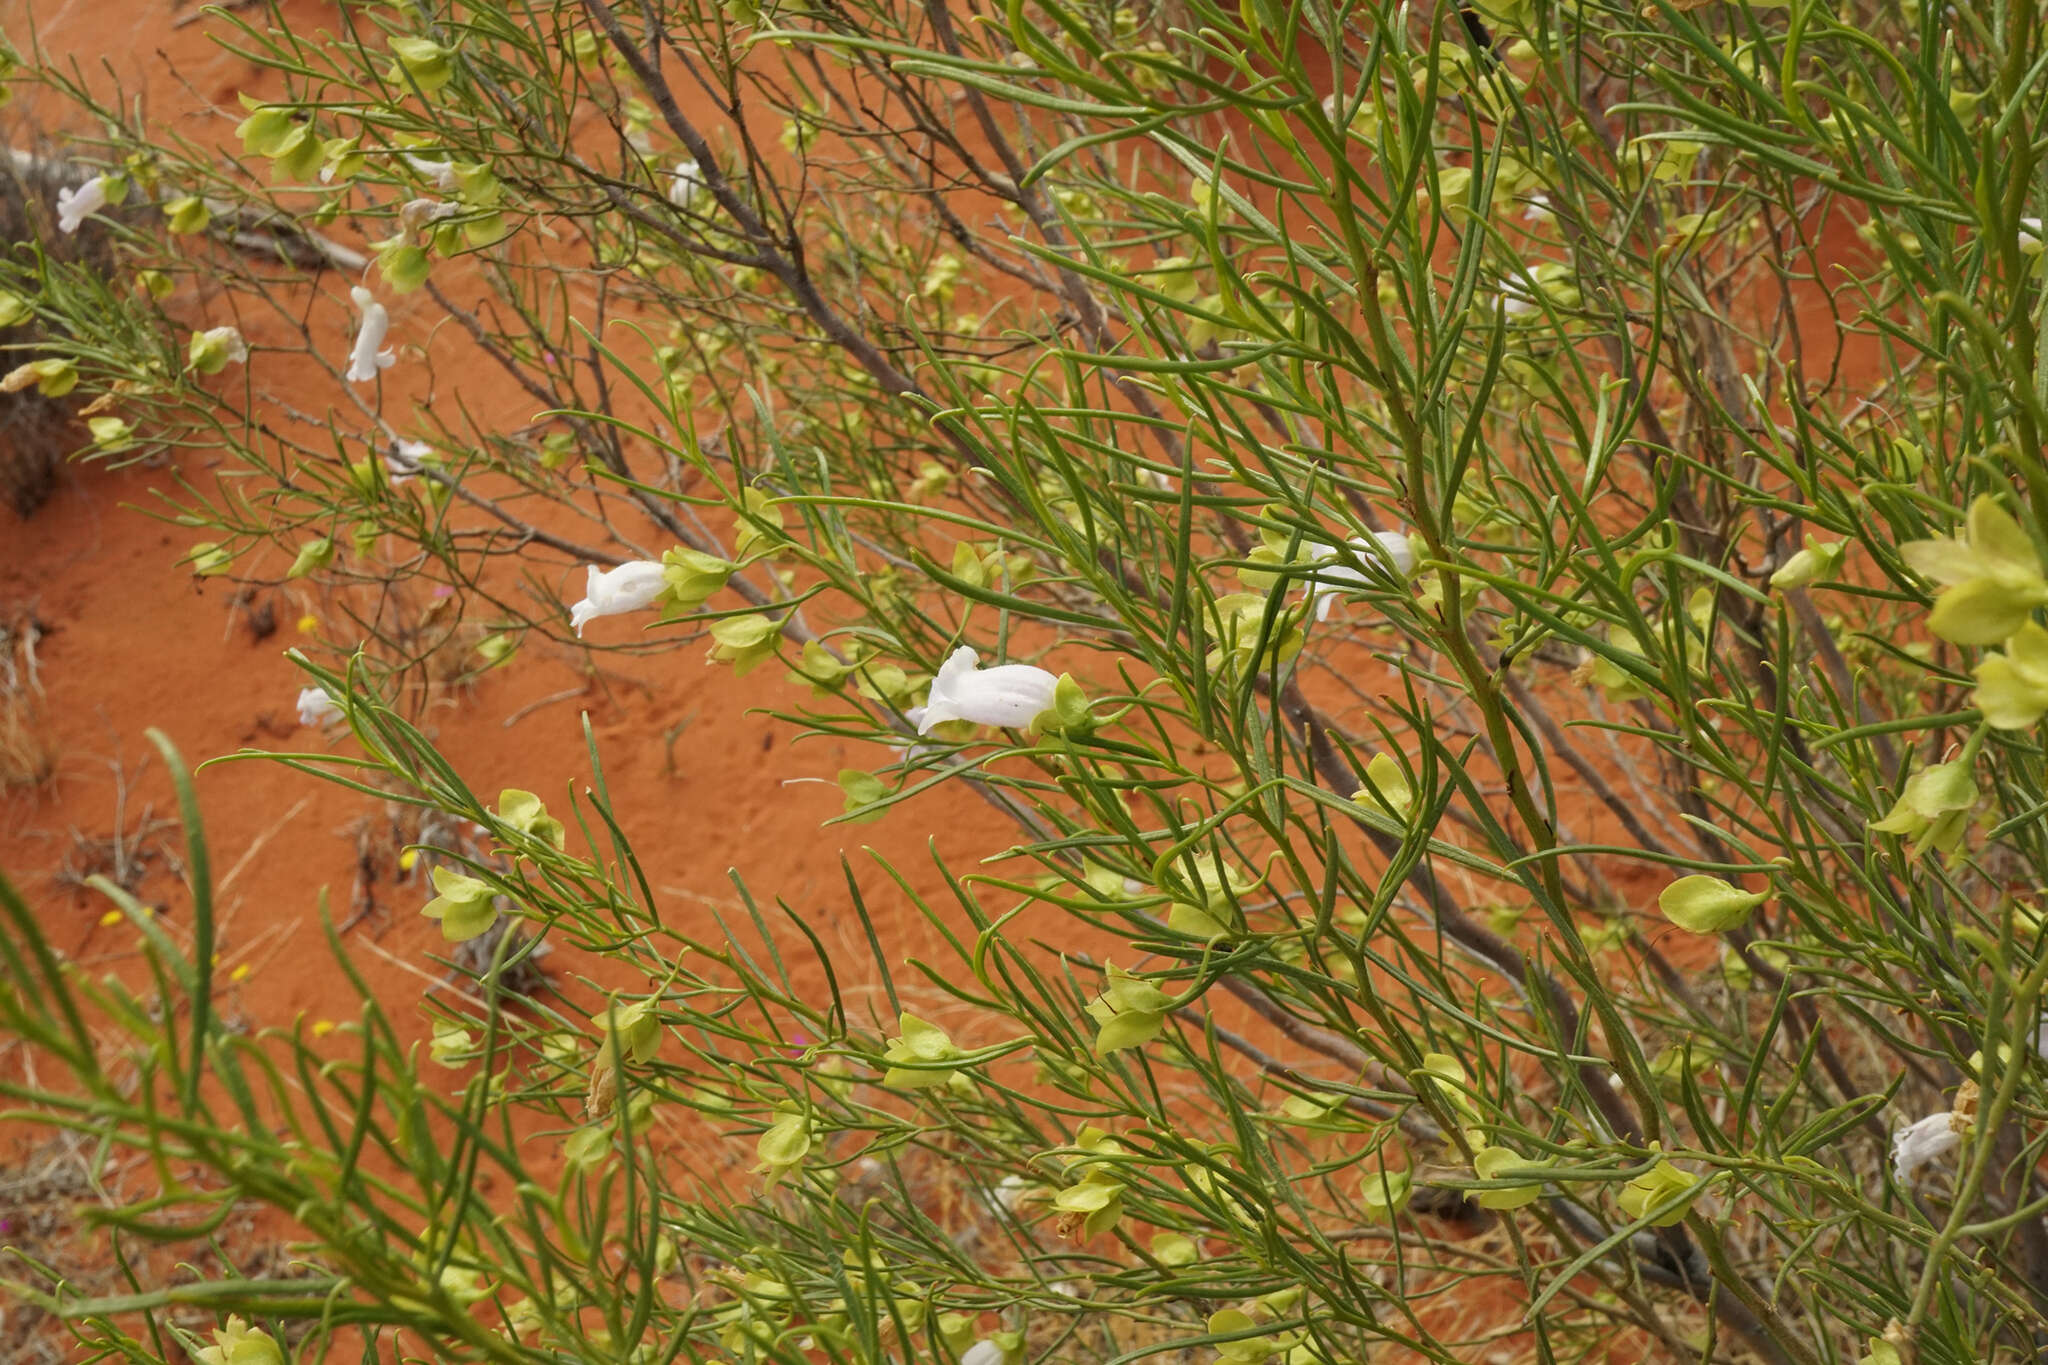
[385, 438, 434, 485]
[992, 1173, 1032, 1212]
[1303, 532, 1414, 622]
[346, 287, 397, 384]
[1497, 278, 1539, 319]
[399, 197, 459, 231]
[1891, 1111, 1963, 1184]
[881, 705, 944, 765]
[403, 153, 461, 191]
[56, 175, 109, 234]
[667, 159, 706, 209]
[296, 687, 344, 728]
[198, 326, 247, 364]
[918, 646, 1058, 733]
[569, 561, 669, 637]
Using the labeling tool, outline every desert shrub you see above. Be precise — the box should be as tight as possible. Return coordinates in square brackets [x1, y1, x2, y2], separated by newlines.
[5, 1, 2048, 1363]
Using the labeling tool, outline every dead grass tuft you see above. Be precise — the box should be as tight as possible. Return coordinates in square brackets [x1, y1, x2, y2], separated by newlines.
[0, 612, 54, 791]
[50, 750, 180, 896]
[0, 696, 54, 793]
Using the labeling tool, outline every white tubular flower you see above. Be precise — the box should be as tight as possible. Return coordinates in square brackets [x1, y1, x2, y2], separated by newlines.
[1304, 532, 1414, 622]
[56, 175, 109, 234]
[297, 687, 344, 728]
[918, 646, 1059, 733]
[346, 287, 397, 384]
[667, 159, 706, 209]
[883, 705, 943, 765]
[569, 561, 669, 637]
[1891, 1111, 1963, 1184]
[385, 438, 433, 485]
[992, 1173, 1031, 1212]
[1497, 278, 1539, 319]
[961, 1343, 1005, 1365]
[403, 153, 461, 190]
[1523, 192, 1554, 225]
[399, 197, 459, 231]
[201, 326, 247, 364]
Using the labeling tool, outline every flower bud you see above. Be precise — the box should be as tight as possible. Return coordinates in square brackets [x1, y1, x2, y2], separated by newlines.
[1472, 1146, 1552, 1209]
[164, 195, 212, 234]
[420, 866, 498, 941]
[1617, 1158, 1701, 1227]
[1658, 875, 1768, 934]
[286, 538, 334, 579]
[194, 1316, 283, 1365]
[387, 35, 456, 92]
[2, 357, 78, 396]
[1769, 539, 1845, 591]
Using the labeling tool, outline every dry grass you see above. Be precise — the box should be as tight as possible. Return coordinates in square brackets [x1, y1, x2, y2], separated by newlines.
[0, 695, 54, 793]
[44, 748, 184, 896]
[0, 613, 53, 792]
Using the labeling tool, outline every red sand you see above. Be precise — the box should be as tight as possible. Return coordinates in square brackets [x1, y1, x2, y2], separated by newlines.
[0, 437, 1017, 997]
